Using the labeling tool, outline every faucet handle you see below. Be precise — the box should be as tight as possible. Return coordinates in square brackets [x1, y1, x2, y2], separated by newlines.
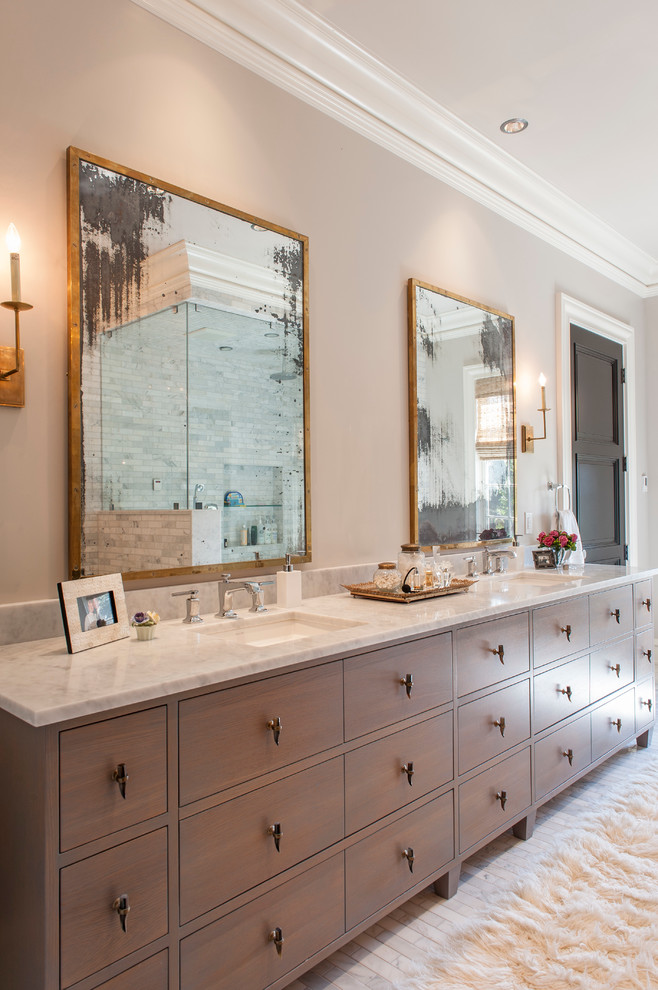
[171, 589, 203, 623]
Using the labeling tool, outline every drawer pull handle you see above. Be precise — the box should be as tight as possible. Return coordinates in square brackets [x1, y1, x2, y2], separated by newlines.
[610, 609, 621, 624]
[562, 748, 574, 766]
[400, 674, 414, 698]
[642, 598, 652, 613]
[641, 698, 653, 712]
[268, 927, 284, 956]
[266, 717, 282, 745]
[560, 624, 572, 642]
[496, 790, 507, 811]
[643, 648, 653, 663]
[493, 716, 506, 738]
[267, 822, 283, 852]
[401, 847, 415, 873]
[611, 718, 623, 733]
[610, 663, 621, 678]
[490, 644, 505, 664]
[401, 761, 415, 785]
[559, 685, 573, 702]
[111, 764, 129, 800]
[112, 894, 130, 933]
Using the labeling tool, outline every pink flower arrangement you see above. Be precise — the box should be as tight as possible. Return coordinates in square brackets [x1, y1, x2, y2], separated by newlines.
[537, 530, 578, 552]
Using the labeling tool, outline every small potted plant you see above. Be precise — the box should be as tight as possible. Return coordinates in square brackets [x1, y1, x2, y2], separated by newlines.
[131, 611, 160, 641]
[536, 530, 578, 569]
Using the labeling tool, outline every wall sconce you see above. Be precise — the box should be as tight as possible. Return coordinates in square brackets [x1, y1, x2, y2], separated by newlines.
[1, 224, 33, 407]
[521, 373, 549, 452]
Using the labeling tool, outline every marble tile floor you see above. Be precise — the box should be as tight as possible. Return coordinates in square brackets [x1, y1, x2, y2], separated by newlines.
[285, 733, 658, 990]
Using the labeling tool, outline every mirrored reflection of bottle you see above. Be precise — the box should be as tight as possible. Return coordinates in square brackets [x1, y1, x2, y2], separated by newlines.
[240, 521, 248, 546]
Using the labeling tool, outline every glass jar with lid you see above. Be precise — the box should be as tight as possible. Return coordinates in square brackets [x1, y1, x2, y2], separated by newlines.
[372, 562, 403, 592]
[397, 544, 425, 590]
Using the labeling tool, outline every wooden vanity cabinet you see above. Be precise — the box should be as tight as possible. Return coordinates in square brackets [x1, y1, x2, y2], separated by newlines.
[0, 577, 653, 990]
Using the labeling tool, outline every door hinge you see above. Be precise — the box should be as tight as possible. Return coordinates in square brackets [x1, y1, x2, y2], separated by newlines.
[623, 456, 628, 472]
[624, 545, 629, 562]
[621, 367, 627, 384]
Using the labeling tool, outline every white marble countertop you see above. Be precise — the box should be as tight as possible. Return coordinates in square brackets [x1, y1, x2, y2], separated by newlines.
[1, 564, 654, 727]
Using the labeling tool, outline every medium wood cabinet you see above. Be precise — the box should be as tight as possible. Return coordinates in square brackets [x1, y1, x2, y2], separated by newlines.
[0, 577, 653, 990]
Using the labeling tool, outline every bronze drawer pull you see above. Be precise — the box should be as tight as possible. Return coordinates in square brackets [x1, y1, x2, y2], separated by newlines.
[266, 716, 282, 745]
[401, 847, 415, 873]
[490, 644, 505, 664]
[493, 716, 506, 738]
[611, 718, 623, 733]
[496, 790, 507, 811]
[111, 764, 129, 800]
[268, 927, 284, 956]
[562, 748, 574, 766]
[560, 624, 572, 642]
[112, 894, 130, 933]
[643, 648, 653, 663]
[610, 608, 621, 624]
[558, 685, 573, 702]
[400, 673, 414, 698]
[267, 822, 283, 852]
[610, 663, 621, 678]
[641, 698, 653, 712]
[642, 598, 652, 612]
[401, 761, 414, 785]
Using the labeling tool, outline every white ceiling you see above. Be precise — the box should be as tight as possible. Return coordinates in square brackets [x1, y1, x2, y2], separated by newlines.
[131, 0, 658, 296]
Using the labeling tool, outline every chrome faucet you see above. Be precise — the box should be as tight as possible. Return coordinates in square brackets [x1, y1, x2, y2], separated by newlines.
[484, 548, 517, 575]
[217, 573, 274, 617]
[464, 556, 479, 578]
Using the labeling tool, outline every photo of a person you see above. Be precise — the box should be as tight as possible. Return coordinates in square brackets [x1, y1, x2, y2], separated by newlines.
[77, 592, 116, 632]
[84, 597, 101, 630]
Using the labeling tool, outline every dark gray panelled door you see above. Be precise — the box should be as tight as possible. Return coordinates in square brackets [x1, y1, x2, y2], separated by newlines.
[571, 324, 626, 565]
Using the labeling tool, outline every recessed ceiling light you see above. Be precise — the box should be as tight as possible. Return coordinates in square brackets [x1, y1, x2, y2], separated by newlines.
[500, 118, 528, 134]
[264, 332, 279, 338]
[218, 345, 233, 351]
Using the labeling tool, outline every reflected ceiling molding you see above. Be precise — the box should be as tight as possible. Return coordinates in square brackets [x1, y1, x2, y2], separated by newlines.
[130, 0, 658, 297]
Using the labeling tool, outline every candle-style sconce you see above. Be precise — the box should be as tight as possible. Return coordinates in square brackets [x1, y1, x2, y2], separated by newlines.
[521, 373, 549, 453]
[1, 224, 33, 407]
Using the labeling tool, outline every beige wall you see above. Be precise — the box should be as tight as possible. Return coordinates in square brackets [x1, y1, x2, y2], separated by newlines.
[0, 0, 653, 603]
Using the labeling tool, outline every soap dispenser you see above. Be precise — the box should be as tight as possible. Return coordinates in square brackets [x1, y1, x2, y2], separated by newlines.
[276, 552, 303, 607]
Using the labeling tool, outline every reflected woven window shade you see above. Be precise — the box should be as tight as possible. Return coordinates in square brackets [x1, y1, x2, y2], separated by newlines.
[475, 376, 513, 459]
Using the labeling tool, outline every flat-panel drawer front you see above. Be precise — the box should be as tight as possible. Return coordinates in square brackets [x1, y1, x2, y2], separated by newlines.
[345, 791, 454, 930]
[590, 636, 634, 702]
[455, 612, 529, 697]
[459, 748, 531, 853]
[634, 580, 653, 629]
[179, 758, 344, 923]
[344, 633, 452, 740]
[636, 678, 655, 732]
[345, 713, 453, 834]
[534, 715, 592, 802]
[591, 689, 636, 762]
[95, 951, 168, 990]
[589, 585, 633, 645]
[60, 707, 168, 852]
[60, 829, 168, 989]
[180, 854, 344, 990]
[458, 680, 530, 774]
[179, 663, 343, 805]
[532, 597, 589, 668]
[636, 628, 655, 676]
[533, 655, 590, 733]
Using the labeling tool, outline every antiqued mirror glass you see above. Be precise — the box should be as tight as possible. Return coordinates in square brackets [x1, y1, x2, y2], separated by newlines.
[408, 279, 516, 549]
[67, 148, 310, 580]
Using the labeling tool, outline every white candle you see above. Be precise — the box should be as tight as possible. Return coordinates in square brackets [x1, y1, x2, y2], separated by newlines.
[6, 223, 21, 302]
[538, 372, 547, 411]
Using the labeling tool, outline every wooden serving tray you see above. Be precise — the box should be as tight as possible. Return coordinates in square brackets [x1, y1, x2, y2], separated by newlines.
[342, 577, 476, 604]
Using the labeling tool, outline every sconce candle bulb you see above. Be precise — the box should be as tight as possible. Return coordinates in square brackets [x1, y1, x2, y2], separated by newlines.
[6, 224, 21, 302]
[538, 373, 547, 411]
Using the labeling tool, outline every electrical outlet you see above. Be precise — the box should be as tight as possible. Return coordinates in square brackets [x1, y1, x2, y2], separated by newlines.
[153, 479, 162, 491]
[642, 474, 649, 493]
[524, 512, 533, 535]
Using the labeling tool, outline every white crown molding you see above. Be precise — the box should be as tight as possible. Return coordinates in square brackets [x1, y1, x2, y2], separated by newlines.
[131, 0, 658, 297]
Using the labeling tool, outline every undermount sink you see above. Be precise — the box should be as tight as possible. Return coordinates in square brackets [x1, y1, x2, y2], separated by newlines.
[199, 611, 365, 647]
[481, 569, 585, 588]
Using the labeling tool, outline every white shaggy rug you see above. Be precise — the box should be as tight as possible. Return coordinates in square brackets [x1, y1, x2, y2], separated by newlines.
[401, 761, 658, 990]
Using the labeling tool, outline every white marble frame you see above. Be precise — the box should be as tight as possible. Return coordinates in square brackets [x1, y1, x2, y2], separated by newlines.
[57, 573, 130, 654]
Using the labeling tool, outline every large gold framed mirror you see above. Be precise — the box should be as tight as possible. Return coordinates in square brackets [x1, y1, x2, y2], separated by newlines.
[408, 278, 516, 550]
[67, 148, 311, 580]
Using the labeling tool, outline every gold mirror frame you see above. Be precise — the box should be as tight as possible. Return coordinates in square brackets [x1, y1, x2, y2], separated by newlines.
[67, 148, 311, 580]
[408, 278, 516, 550]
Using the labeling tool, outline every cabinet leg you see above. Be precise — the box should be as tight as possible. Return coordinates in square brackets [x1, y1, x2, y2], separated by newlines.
[637, 727, 653, 749]
[512, 808, 536, 841]
[433, 866, 460, 900]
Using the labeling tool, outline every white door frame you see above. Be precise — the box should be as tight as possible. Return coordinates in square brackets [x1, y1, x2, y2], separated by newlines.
[556, 293, 637, 564]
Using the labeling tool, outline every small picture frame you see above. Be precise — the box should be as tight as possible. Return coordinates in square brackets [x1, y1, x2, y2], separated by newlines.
[57, 573, 130, 654]
[532, 548, 556, 569]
